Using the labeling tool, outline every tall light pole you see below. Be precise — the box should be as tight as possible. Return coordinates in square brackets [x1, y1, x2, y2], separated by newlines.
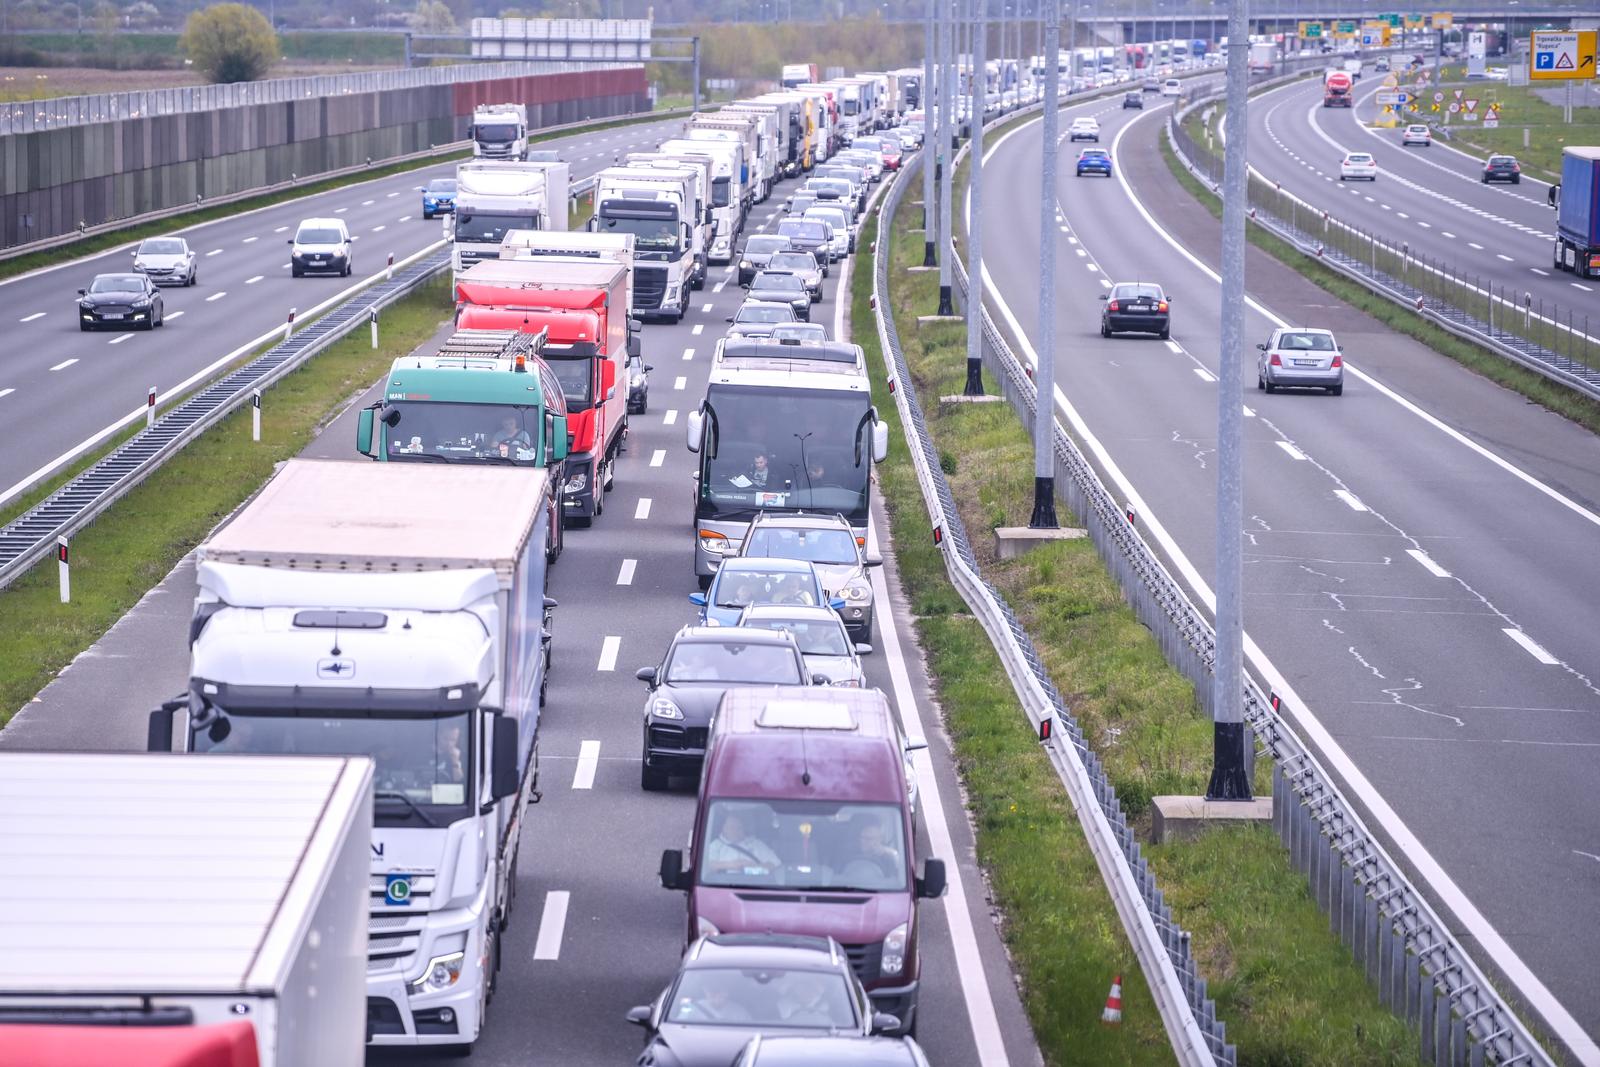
[1030, 0, 1060, 529]
[1207, 0, 1252, 802]
[938, 0, 956, 315]
[923, 0, 937, 267]
[962, 0, 986, 396]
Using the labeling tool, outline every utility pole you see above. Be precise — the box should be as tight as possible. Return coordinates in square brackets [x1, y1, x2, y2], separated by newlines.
[938, 0, 956, 315]
[1207, 0, 1251, 802]
[1030, 0, 1060, 529]
[963, 0, 987, 396]
[923, 0, 937, 267]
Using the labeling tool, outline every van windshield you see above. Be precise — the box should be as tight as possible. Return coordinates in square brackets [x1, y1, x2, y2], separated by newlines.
[699, 800, 908, 891]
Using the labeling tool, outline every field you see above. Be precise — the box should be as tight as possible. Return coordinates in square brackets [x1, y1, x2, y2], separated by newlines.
[1426, 77, 1600, 182]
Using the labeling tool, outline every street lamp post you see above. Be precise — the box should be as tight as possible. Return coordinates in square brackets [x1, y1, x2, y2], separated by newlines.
[923, 0, 937, 266]
[1030, 0, 1061, 529]
[938, 0, 956, 315]
[962, 0, 987, 397]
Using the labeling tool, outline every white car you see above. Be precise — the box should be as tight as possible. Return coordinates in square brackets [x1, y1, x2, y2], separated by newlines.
[1338, 152, 1378, 181]
[803, 206, 853, 259]
[1401, 124, 1431, 147]
[1161, 78, 1182, 97]
[289, 217, 354, 277]
[1068, 116, 1101, 142]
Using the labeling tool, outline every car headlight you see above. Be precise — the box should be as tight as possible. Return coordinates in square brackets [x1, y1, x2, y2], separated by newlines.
[699, 530, 732, 554]
[845, 580, 872, 602]
[410, 951, 465, 993]
[650, 696, 683, 720]
[565, 472, 587, 493]
[740, 260, 752, 268]
[697, 916, 721, 939]
[882, 922, 909, 976]
[131, 298, 151, 308]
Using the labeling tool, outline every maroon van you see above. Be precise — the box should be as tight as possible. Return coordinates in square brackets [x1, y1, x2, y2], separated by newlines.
[659, 687, 945, 1034]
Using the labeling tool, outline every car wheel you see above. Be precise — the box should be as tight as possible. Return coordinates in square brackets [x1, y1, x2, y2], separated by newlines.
[1329, 384, 1343, 396]
[1513, 176, 1521, 184]
[1338, 175, 1345, 181]
[1264, 379, 1277, 394]
[79, 321, 90, 332]
[1100, 321, 1111, 338]
[641, 761, 669, 792]
[1257, 374, 1266, 391]
[423, 211, 434, 220]
[143, 311, 156, 331]
[156, 305, 165, 328]
[1158, 326, 1170, 340]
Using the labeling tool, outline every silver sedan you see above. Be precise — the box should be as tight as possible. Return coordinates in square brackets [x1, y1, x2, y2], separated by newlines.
[1257, 327, 1344, 395]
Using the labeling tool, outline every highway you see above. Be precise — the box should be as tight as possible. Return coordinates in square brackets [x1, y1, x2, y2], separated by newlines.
[973, 88, 1600, 1050]
[0, 116, 689, 507]
[1245, 70, 1598, 310]
[0, 154, 1043, 1066]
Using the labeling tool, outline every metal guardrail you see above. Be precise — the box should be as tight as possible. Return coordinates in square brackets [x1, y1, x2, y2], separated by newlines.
[1168, 88, 1600, 403]
[908, 84, 1563, 1067]
[0, 244, 451, 591]
[874, 148, 1232, 1067]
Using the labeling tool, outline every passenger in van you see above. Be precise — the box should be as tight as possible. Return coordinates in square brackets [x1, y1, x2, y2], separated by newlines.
[707, 811, 781, 874]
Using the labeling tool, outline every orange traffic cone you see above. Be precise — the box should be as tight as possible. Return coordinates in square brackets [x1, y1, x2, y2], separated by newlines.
[1101, 975, 1123, 1025]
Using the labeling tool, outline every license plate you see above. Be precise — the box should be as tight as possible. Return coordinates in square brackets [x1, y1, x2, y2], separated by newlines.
[1293, 358, 1318, 367]
[102, 313, 124, 320]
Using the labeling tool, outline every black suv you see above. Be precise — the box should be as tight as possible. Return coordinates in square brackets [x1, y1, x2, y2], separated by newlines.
[1123, 91, 1144, 109]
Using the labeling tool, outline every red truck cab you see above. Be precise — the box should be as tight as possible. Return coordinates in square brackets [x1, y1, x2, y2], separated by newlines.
[658, 688, 945, 1035]
[456, 259, 633, 527]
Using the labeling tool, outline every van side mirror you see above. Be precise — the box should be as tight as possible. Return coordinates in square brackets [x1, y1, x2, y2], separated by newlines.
[490, 716, 520, 801]
[659, 848, 690, 891]
[916, 858, 947, 899]
[356, 405, 377, 457]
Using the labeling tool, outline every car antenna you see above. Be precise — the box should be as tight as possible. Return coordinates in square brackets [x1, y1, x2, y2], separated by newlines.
[800, 729, 812, 787]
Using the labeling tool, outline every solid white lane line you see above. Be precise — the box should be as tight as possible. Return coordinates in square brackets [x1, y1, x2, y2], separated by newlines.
[165, 311, 185, 320]
[571, 740, 602, 789]
[1276, 441, 1307, 461]
[206, 291, 227, 302]
[635, 497, 652, 519]
[532, 890, 571, 959]
[1406, 549, 1451, 578]
[1334, 490, 1368, 512]
[682, 347, 695, 360]
[597, 635, 621, 672]
[50, 359, 77, 371]
[1503, 629, 1560, 666]
[1192, 367, 1215, 382]
[664, 409, 679, 426]
[206, 248, 223, 256]
[617, 559, 637, 585]
[246, 275, 264, 285]
[674, 376, 687, 390]
[692, 323, 705, 335]
[650, 449, 666, 467]
[20, 312, 45, 322]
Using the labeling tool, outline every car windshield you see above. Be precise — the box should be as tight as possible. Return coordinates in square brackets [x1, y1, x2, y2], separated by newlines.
[296, 228, 343, 244]
[747, 236, 789, 255]
[769, 253, 816, 273]
[1279, 332, 1335, 351]
[426, 179, 457, 193]
[744, 526, 858, 565]
[745, 616, 852, 656]
[770, 324, 827, 342]
[380, 401, 544, 465]
[665, 640, 804, 684]
[541, 356, 593, 408]
[454, 211, 540, 245]
[713, 567, 819, 608]
[756, 274, 805, 293]
[1112, 284, 1163, 300]
[665, 966, 857, 1030]
[90, 276, 145, 293]
[737, 304, 796, 324]
[137, 239, 184, 255]
[699, 799, 909, 890]
[192, 708, 473, 818]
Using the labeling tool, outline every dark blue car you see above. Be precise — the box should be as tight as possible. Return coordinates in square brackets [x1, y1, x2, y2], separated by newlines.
[419, 177, 457, 219]
[1076, 149, 1113, 178]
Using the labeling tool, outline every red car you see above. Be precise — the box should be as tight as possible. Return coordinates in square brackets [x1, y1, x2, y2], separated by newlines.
[880, 144, 902, 170]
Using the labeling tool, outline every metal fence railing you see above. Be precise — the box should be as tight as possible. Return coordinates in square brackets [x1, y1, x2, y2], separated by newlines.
[0, 59, 639, 137]
[895, 83, 1562, 1067]
[1170, 96, 1600, 402]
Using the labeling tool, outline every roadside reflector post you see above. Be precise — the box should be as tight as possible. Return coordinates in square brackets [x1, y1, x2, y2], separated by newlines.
[252, 389, 262, 442]
[370, 307, 379, 349]
[57, 537, 70, 604]
[1038, 717, 1053, 744]
[146, 386, 157, 428]
[1524, 292, 1532, 331]
[387, 252, 395, 282]
[285, 307, 296, 341]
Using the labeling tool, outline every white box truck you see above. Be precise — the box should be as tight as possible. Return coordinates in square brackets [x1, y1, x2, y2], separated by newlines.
[622, 154, 713, 288]
[148, 458, 556, 1056]
[451, 159, 571, 278]
[591, 164, 697, 319]
[656, 137, 746, 265]
[469, 102, 529, 160]
[718, 104, 785, 189]
[684, 114, 765, 204]
[0, 752, 372, 1067]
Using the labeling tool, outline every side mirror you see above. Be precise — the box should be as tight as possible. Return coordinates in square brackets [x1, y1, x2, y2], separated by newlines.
[864, 554, 883, 567]
[686, 409, 704, 454]
[725, 316, 735, 323]
[625, 1005, 652, 1027]
[1255, 342, 1268, 351]
[629, 317, 644, 333]
[870, 1012, 902, 1035]
[146, 698, 185, 752]
[872, 421, 889, 464]
[356, 404, 377, 457]
[689, 592, 708, 607]
[1097, 293, 1108, 301]
[659, 848, 689, 891]
[77, 288, 87, 296]
[286, 238, 294, 244]
[645, 364, 655, 372]
[855, 643, 874, 656]
[417, 186, 427, 192]
[550, 415, 569, 462]
[905, 737, 928, 752]
[635, 666, 658, 684]
[490, 716, 520, 800]
[916, 858, 947, 899]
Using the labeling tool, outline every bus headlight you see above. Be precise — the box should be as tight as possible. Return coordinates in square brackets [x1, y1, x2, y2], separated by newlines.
[699, 530, 732, 554]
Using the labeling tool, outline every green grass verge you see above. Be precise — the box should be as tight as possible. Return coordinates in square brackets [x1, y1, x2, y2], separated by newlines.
[872, 164, 1422, 1062]
[0, 277, 453, 725]
[1160, 130, 1600, 437]
[1424, 76, 1600, 182]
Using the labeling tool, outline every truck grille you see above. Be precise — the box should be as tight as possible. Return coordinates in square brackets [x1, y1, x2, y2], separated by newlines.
[634, 266, 667, 309]
[368, 873, 436, 971]
[456, 247, 496, 271]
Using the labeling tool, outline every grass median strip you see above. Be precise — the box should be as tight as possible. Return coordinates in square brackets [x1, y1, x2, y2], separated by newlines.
[871, 165, 1421, 1063]
[0, 277, 453, 726]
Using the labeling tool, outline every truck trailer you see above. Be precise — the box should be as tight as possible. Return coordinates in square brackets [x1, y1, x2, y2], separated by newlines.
[1553, 147, 1600, 279]
[148, 459, 556, 1056]
[0, 752, 372, 1067]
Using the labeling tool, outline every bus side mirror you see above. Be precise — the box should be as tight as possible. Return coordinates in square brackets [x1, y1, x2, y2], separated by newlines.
[872, 421, 889, 463]
[356, 405, 377, 457]
[686, 409, 704, 454]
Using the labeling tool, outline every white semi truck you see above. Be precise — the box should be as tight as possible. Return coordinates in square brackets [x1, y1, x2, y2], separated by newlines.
[657, 137, 747, 265]
[684, 114, 766, 203]
[622, 153, 714, 289]
[591, 164, 697, 318]
[0, 752, 372, 1067]
[148, 458, 556, 1056]
[717, 105, 784, 191]
[451, 159, 570, 278]
[469, 102, 530, 160]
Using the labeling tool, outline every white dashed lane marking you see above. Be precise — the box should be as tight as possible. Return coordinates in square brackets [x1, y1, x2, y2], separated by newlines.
[20, 312, 45, 323]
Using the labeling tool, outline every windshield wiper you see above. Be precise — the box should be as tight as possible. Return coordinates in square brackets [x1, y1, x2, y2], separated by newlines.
[374, 790, 439, 827]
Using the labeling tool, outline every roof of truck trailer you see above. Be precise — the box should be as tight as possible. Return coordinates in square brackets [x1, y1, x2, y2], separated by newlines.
[457, 259, 625, 290]
[0, 752, 370, 994]
[200, 459, 548, 572]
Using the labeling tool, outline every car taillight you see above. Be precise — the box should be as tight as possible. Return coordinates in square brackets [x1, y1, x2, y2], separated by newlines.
[1331, 354, 1343, 368]
[1157, 301, 1169, 312]
[1512, 163, 1520, 172]
[1270, 353, 1283, 366]
[1107, 300, 1120, 312]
